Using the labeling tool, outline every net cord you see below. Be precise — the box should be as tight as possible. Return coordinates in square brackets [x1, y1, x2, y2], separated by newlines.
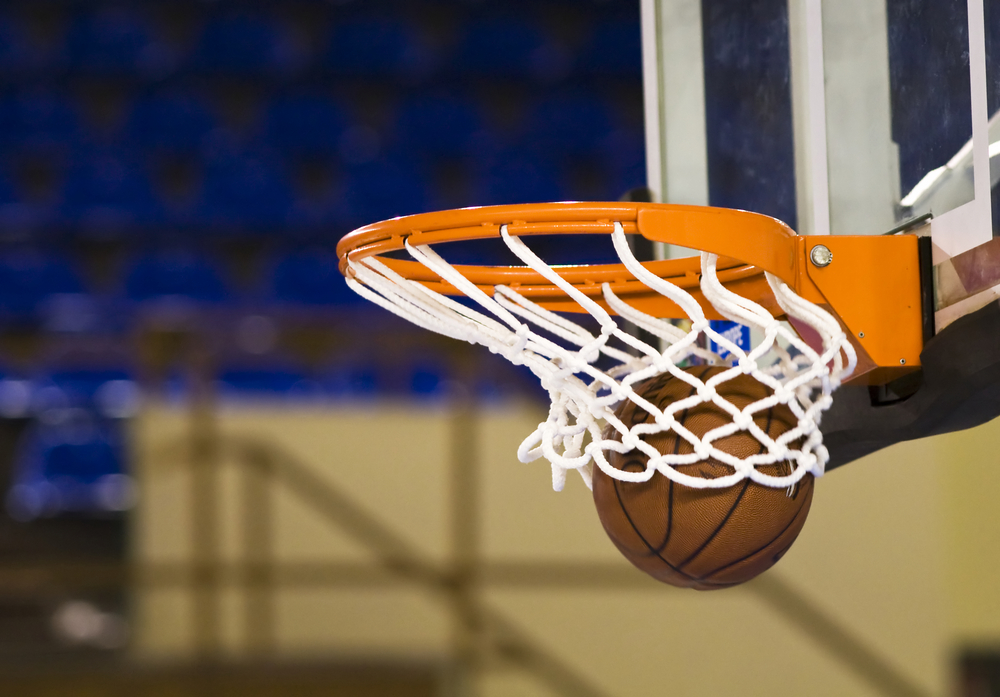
[346, 222, 856, 492]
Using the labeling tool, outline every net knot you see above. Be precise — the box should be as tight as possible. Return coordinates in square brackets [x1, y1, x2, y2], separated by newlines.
[500, 324, 530, 361]
[732, 411, 754, 430]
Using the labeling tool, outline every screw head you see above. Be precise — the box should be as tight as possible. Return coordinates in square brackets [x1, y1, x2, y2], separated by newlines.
[900, 359, 906, 365]
[858, 331, 865, 338]
[810, 244, 833, 267]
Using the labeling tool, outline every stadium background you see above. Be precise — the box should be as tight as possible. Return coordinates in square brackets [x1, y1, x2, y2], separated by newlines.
[0, 1, 998, 696]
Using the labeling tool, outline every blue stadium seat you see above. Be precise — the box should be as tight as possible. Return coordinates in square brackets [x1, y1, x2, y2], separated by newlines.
[0, 14, 34, 73]
[45, 370, 137, 416]
[67, 7, 154, 74]
[0, 168, 45, 231]
[605, 129, 647, 197]
[49, 369, 132, 398]
[217, 368, 321, 398]
[343, 160, 427, 225]
[600, 126, 645, 166]
[0, 170, 19, 208]
[0, 13, 65, 74]
[0, 375, 33, 418]
[0, 252, 85, 319]
[521, 94, 614, 155]
[580, 19, 643, 75]
[287, 187, 346, 231]
[455, 19, 549, 77]
[123, 250, 228, 302]
[270, 250, 360, 306]
[408, 364, 447, 397]
[7, 417, 131, 520]
[323, 365, 379, 397]
[326, 19, 428, 77]
[200, 152, 293, 228]
[472, 155, 566, 205]
[264, 93, 349, 153]
[61, 151, 162, 228]
[43, 437, 123, 482]
[126, 91, 216, 151]
[0, 89, 80, 151]
[194, 14, 301, 74]
[393, 94, 484, 156]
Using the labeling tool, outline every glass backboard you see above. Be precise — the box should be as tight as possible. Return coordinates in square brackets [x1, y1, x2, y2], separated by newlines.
[642, 0, 997, 333]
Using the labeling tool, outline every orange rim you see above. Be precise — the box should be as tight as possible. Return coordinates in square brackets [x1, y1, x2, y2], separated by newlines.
[336, 202, 816, 318]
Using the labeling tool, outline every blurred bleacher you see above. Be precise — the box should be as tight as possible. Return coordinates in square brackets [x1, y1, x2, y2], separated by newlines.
[0, 0, 643, 663]
[0, 0, 643, 512]
[0, 1, 645, 239]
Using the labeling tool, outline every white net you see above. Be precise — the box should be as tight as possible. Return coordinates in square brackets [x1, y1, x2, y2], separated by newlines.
[345, 222, 857, 492]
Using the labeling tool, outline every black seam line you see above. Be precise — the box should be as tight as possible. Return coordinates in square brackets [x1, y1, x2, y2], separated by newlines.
[612, 475, 700, 582]
[699, 479, 812, 581]
[608, 365, 715, 581]
[676, 402, 775, 571]
[655, 365, 716, 553]
[677, 479, 751, 571]
[653, 479, 674, 554]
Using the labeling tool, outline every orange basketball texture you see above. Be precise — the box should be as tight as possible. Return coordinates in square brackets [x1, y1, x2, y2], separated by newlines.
[593, 365, 813, 590]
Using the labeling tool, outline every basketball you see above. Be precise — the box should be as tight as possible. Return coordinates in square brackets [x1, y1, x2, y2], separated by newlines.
[593, 365, 813, 590]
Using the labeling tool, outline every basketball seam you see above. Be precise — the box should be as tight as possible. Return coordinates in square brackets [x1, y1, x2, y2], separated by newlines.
[609, 365, 714, 581]
[654, 367, 712, 552]
[698, 481, 813, 581]
[676, 403, 775, 571]
[676, 479, 751, 571]
[610, 481, 702, 583]
[655, 479, 674, 554]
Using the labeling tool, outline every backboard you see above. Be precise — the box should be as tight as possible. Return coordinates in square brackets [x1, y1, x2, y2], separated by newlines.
[641, 0, 997, 334]
[640, 0, 1000, 466]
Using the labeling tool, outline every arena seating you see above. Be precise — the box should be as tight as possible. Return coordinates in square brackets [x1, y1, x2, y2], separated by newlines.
[0, 0, 643, 516]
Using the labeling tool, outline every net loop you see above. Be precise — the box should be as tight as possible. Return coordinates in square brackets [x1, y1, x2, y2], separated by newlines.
[347, 220, 856, 492]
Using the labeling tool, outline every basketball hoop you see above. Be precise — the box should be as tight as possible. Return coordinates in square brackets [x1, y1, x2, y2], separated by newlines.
[337, 203, 924, 492]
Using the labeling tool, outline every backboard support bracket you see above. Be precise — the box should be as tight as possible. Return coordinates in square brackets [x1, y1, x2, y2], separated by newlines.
[823, 298, 1000, 470]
